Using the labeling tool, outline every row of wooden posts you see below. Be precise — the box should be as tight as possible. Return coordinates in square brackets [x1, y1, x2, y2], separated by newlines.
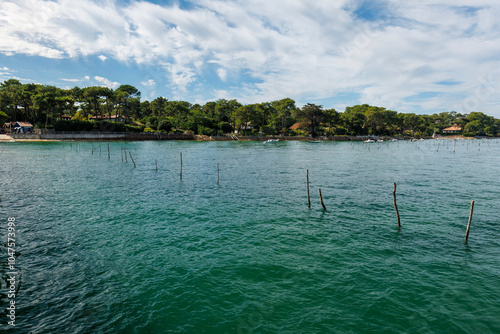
[307, 169, 475, 243]
[88, 143, 475, 243]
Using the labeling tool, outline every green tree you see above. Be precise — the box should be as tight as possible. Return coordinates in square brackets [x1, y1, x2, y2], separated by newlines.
[322, 108, 339, 136]
[115, 85, 141, 123]
[0, 111, 9, 124]
[272, 98, 296, 134]
[294, 103, 323, 136]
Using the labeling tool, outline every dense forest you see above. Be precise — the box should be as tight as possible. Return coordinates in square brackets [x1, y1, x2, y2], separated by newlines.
[1, 78, 499, 137]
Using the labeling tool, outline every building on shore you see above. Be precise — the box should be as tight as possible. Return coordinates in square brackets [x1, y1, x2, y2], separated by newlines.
[3, 121, 34, 133]
[442, 124, 462, 134]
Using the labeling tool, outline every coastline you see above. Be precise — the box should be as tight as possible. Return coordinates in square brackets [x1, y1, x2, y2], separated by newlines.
[0, 133, 485, 143]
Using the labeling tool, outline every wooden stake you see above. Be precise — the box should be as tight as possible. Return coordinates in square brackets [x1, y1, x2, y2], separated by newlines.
[217, 162, 219, 185]
[99, 142, 101, 156]
[318, 188, 326, 211]
[180, 152, 183, 179]
[464, 200, 475, 243]
[155, 159, 158, 172]
[307, 169, 311, 207]
[125, 149, 128, 163]
[107, 143, 110, 160]
[129, 151, 136, 168]
[121, 145, 123, 162]
[393, 182, 401, 229]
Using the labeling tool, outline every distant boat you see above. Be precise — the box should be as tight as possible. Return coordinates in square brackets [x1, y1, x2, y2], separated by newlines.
[364, 139, 375, 143]
[377, 139, 384, 143]
[263, 139, 279, 143]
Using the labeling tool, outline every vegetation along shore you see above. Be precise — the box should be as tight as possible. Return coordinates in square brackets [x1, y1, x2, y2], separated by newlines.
[1, 79, 499, 138]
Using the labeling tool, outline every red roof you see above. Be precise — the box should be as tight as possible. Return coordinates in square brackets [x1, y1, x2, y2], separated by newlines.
[290, 122, 309, 130]
[15, 122, 33, 127]
[443, 125, 462, 131]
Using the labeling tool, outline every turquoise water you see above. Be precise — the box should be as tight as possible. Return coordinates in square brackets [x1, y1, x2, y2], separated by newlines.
[1, 139, 500, 333]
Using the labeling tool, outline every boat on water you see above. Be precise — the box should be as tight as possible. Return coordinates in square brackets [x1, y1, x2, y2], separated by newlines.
[263, 139, 280, 143]
[364, 139, 375, 143]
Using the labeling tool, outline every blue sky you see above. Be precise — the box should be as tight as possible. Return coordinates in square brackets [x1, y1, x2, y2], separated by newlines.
[1, 0, 500, 116]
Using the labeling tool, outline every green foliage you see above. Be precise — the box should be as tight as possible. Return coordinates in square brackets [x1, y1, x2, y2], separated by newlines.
[125, 124, 144, 133]
[218, 121, 232, 133]
[157, 118, 172, 132]
[54, 120, 95, 131]
[197, 125, 213, 136]
[2, 78, 500, 137]
[0, 111, 8, 124]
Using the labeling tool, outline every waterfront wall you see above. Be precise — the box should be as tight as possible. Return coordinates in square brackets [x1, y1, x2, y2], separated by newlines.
[10, 132, 196, 141]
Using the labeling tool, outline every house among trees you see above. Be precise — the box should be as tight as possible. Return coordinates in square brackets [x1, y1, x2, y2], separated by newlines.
[60, 115, 72, 120]
[442, 124, 462, 134]
[289, 122, 309, 131]
[4, 121, 34, 133]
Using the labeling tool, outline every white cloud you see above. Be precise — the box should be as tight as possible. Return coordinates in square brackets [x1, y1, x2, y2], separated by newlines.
[140, 79, 155, 86]
[94, 76, 120, 89]
[61, 75, 91, 83]
[217, 68, 227, 82]
[0, 0, 500, 115]
[1, 67, 10, 71]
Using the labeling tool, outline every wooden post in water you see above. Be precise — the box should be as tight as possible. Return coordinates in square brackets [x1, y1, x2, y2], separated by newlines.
[99, 142, 101, 156]
[155, 159, 158, 172]
[180, 152, 183, 180]
[393, 182, 401, 229]
[217, 162, 220, 185]
[318, 188, 327, 211]
[107, 143, 110, 160]
[306, 169, 311, 207]
[121, 145, 123, 162]
[129, 151, 136, 168]
[125, 148, 128, 163]
[92, 146, 94, 155]
[464, 200, 475, 243]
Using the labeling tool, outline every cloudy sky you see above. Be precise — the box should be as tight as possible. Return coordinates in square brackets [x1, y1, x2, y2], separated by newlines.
[1, 0, 499, 116]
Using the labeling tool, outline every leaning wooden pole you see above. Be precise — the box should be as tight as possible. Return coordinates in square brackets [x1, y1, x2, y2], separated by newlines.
[318, 188, 327, 212]
[107, 143, 110, 160]
[307, 169, 311, 207]
[217, 162, 220, 185]
[180, 152, 183, 180]
[393, 182, 401, 229]
[464, 200, 475, 243]
[129, 151, 136, 168]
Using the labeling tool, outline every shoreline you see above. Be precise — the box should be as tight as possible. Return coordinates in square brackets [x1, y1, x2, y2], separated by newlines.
[0, 134, 490, 143]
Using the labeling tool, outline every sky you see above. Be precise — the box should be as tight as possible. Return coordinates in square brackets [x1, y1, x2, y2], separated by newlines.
[1, 0, 500, 116]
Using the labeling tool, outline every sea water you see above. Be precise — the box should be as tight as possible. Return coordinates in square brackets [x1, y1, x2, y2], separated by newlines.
[1, 139, 499, 333]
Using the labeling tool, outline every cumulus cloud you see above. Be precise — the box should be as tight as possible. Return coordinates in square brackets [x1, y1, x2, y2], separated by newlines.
[94, 76, 120, 89]
[1, 0, 500, 115]
[61, 75, 90, 82]
[140, 79, 156, 86]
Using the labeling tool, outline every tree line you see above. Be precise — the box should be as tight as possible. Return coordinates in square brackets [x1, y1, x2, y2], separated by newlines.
[1, 79, 499, 137]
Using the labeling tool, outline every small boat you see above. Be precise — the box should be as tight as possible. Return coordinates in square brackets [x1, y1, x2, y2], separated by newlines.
[263, 139, 279, 143]
[364, 139, 375, 143]
[377, 140, 384, 143]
